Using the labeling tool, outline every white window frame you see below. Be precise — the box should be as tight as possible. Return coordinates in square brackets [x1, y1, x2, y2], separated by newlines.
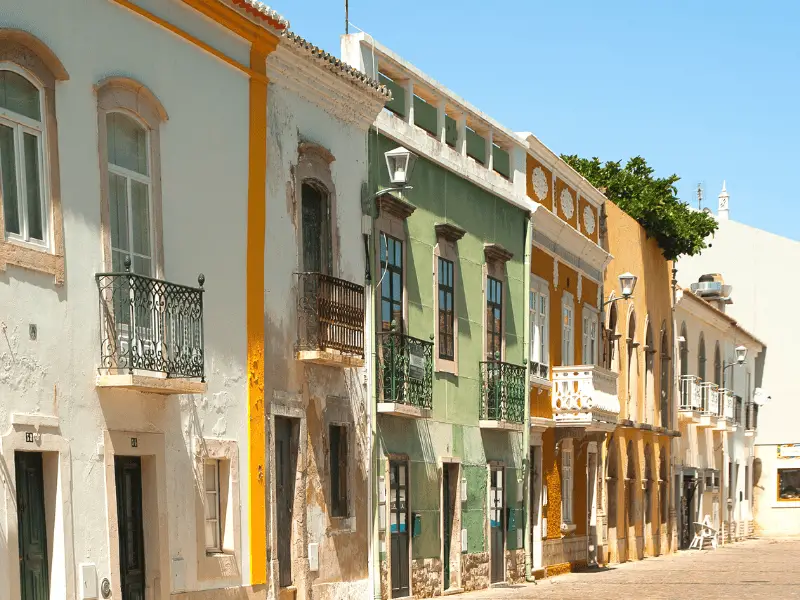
[106, 110, 154, 275]
[529, 276, 549, 372]
[204, 459, 222, 554]
[0, 62, 49, 250]
[561, 292, 574, 366]
[582, 305, 599, 366]
[561, 439, 574, 524]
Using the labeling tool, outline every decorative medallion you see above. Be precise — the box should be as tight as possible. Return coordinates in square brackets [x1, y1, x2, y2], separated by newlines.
[532, 167, 548, 202]
[583, 205, 596, 235]
[560, 188, 575, 219]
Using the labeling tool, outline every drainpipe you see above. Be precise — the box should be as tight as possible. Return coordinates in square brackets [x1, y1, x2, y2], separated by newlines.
[522, 213, 534, 582]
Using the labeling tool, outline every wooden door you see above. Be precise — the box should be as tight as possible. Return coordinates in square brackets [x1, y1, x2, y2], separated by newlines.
[115, 456, 146, 600]
[389, 461, 410, 597]
[490, 467, 505, 583]
[16, 452, 49, 600]
[275, 417, 296, 588]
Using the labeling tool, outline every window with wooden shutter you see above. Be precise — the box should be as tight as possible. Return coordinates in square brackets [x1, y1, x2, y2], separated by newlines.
[330, 425, 349, 517]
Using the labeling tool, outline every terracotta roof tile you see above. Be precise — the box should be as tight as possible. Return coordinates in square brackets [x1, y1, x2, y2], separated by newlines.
[230, 0, 289, 30]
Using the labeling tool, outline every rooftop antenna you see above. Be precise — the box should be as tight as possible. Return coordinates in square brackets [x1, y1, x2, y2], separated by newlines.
[697, 183, 703, 211]
[345, 0, 349, 34]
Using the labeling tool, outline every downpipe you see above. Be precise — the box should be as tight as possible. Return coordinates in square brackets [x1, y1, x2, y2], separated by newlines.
[522, 214, 535, 583]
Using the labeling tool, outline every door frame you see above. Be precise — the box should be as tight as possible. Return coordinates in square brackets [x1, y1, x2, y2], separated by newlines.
[1, 419, 76, 600]
[103, 430, 169, 600]
[586, 443, 598, 566]
[487, 462, 506, 584]
[387, 457, 411, 599]
[439, 458, 462, 593]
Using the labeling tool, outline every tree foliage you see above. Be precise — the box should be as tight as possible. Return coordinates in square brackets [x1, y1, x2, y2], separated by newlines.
[561, 155, 717, 261]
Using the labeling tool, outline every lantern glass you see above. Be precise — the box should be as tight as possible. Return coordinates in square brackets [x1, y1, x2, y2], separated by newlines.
[384, 146, 417, 186]
[619, 272, 637, 298]
[735, 345, 747, 364]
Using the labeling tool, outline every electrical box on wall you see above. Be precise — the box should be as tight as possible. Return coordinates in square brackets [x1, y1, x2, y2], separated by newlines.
[308, 543, 319, 571]
[411, 513, 422, 537]
[171, 557, 186, 593]
[507, 507, 516, 531]
[80, 563, 97, 599]
[461, 528, 468, 553]
[461, 477, 467, 502]
[379, 476, 386, 503]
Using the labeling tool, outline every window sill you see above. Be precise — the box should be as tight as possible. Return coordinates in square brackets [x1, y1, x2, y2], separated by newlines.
[0, 238, 64, 284]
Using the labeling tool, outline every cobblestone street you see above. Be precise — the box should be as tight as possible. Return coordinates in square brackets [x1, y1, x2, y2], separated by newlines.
[438, 538, 800, 599]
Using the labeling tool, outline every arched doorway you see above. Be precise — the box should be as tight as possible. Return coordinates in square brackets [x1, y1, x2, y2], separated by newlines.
[660, 326, 670, 428]
[625, 440, 637, 560]
[659, 449, 669, 554]
[644, 444, 653, 556]
[606, 437, 619, 562]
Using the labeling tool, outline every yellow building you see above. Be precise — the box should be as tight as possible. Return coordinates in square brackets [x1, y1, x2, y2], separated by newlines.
[601, 200, 677, 565]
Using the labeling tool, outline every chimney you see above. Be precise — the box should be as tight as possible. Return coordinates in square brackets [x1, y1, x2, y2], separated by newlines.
[718, 181, 730, 221]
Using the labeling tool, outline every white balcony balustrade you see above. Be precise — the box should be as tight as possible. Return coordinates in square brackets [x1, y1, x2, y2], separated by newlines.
[679, 375, 702, 413]
[552, 365, 619, 431]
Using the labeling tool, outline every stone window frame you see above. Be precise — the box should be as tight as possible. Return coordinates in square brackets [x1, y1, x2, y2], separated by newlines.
[374, 193, 415, 333]
[326, 395, 356, 533]
[96, 76, 167, 276]
[529, 274, 550, 373]
[0, 30, 68, 284]
[295, 141, 339, 276]
[433, 222, 465, 375]
[193, 438, 242, 583]
[483, 243, 513, 361]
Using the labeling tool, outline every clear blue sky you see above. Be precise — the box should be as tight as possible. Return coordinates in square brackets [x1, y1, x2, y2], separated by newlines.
[270, 0, 799, 240]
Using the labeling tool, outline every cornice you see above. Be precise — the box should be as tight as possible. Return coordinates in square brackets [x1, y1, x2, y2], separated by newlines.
[484, 243, 513, 264]
[267, 45, 385, 129]
[376, 192, 415, 220]
[434, 222, 466, 243]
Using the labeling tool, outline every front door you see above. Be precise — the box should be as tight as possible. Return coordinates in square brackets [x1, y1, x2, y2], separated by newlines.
[115, 456, 145, 600]
[16, 452, 49, 600]
[389, 461, 410, 597]
[275, 417, 296, 588]
[490, 467, 505, 583]
[680, 476, 696, 549]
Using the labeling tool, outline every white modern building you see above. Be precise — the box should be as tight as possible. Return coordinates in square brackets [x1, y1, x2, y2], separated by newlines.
[674, 280, 763, 549]
[679, 183, 798, 537]
[0, 2, 386, 600]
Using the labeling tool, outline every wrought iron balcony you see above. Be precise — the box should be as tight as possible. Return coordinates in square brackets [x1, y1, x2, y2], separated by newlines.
[551, 365, 619, 431]
[479, 359, 526, 428]
[96, 262, 206, 394]
[745, 401, 759, 434]
[376, 330, 433, 417]
[295, 272, 365, 366]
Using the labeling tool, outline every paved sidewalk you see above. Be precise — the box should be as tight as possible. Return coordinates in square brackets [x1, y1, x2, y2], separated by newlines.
[429, 538, 800, 599]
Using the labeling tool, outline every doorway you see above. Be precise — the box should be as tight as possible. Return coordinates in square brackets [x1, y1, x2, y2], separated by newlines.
[16, 452, 49, 600]
[389, 460, 410, 598]
[115, 456, 146, 600]
[680, 475, 697, 550]
[275, 417, 296, 589]
[490, 466, 505, 584]
[530, 446, 543, 570]
[442, 463, 460, 591]
[587, 450, 598, 566]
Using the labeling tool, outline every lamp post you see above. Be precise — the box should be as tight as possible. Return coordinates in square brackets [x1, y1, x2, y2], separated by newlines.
[601, 272, 638, 309]
[722, 345, 747, 388]
[367, 146, 416, 600]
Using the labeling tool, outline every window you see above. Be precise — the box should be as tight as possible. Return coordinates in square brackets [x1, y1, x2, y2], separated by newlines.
[486, 276, 503, 360]
[301, 181, 331, 274]
[698, 333, 706, 381]
[561, 439, 574, 523]
[745, 465, 750, 501]
[107, 112, 153, 276]
[204, 459, 222, 553]
[561, 294, 574, 365]
[330, 425, 349, 518]
[438, 257, 455, 360]
[679, 323, 689, 377]
[380, 234, 403, 331]
[779, 469, 800, 500]
[530, 280, 549, 376]
[714, 342, 722, 387]
[582, 307, 598, 365]
[0, 67, 47, 247]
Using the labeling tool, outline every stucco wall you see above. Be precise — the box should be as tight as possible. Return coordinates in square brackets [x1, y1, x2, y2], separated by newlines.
[0, 1, 254, 598]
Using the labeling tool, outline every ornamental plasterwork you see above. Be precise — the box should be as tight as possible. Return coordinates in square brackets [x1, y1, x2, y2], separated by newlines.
[577, 274, 583, 302]
[532, 167, 548, 202]
[553, 259, 559, 289]
[560, 188, 575, 219]
[583, 206, 596, 235]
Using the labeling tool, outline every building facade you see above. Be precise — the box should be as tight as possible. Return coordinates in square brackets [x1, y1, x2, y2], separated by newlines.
[678, 184, 791, 537]
[600, 201, 677, 565]
[674, 279, 762, 549]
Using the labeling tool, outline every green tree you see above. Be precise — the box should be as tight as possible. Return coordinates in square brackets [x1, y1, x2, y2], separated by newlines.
[561, 155, 717, 261]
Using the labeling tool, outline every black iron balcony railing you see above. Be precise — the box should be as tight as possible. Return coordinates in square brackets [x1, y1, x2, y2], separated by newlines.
[745, 401, 759, 431]
[96, 261, 205, 380]
[377, 330, 433, 410]
[480, 359, 526, 423]
[296, 272, 365, 358]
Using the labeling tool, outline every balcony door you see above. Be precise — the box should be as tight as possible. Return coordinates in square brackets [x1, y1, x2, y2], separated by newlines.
[300, 181, 331, 275]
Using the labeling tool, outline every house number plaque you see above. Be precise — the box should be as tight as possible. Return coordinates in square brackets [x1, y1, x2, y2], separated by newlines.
[131, 437, 138, 448]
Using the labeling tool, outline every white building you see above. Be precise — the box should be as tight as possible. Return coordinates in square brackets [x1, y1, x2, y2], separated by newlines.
[679, 183, 800, 537]
[0, 2, 386, 600]
[674, 282, 763, 549]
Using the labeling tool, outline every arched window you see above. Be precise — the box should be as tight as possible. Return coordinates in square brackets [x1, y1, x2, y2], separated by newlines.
[645, 320, 655, 423]
[300, 180, 332, 274]
[0, 31, 68, 283]
[627, 310, 638, 416]
[644, 444, 653, 526]
[97, 77, 167, 276]
[698, 333, 706, 381]
[606, 302, 618, 371]
[607, 437, 619, 527]
[659, 450, 668, 526]
[679, 322, 689, 377]
[714, 342, 722, 387]
[660, 326, 670, 428]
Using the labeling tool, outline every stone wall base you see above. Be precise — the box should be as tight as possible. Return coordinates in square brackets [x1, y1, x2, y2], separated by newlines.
[411, 557, 442, 599]
[461, 551, 489, 592]
[171, 585, 267, 600]
[505, 549, 525, 584]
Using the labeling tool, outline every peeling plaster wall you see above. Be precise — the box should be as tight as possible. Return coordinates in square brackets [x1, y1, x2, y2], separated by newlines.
[264, 82, 372, 597]
[0, 1, 253, 598]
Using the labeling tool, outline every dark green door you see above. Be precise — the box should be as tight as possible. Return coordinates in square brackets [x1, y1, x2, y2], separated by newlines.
[16, 452, 49, 600]
[389, 460, 410, 597]
[115, 456, 146, 600]
[275, 417, 296, 588]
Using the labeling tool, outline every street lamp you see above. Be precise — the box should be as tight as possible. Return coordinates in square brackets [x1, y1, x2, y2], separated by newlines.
[722, 345, 748, 389]
[384, 146, 417, 186]
[601, 272, 638, 309]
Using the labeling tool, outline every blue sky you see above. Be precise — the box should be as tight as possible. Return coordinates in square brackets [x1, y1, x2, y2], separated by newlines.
[269, 0, 800, 240]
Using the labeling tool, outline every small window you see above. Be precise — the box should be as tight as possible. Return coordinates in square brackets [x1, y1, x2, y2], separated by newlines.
[0, 68, 47, 247]
[562, 297, 574, 365]
[380, 233, 403, 331]
[438, 257, 455, 360]
[561, 442, 573, 523]
[204, 459, 222, 553]
[486, 276, 503, 360]
[530, 282, 549, 375]
[779, 468, 800, 500]
[330, 425, 349, 518]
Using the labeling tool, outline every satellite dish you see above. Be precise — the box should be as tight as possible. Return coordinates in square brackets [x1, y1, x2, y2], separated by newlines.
[754, 388, 770, 406]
